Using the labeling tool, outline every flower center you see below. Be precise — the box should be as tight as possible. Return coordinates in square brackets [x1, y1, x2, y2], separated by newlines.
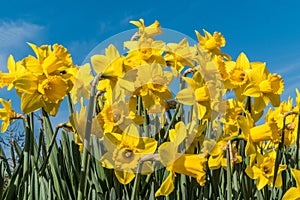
[260, 157, 274, 177]
[230, 69, 247, 85]
[38, 76, 69, 103]
[122, 149, 134, 159]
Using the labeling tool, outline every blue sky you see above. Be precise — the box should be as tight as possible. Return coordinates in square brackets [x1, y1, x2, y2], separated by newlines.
[1, 0, 300, 126]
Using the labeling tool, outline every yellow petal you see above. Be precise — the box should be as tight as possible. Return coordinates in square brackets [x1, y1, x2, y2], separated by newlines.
[245, 166, 261, 179]
[21, 92, 42, 114]
[13, 73, 38, 94]
[250, 124, 273, 142]
[236, 52, 250, 70]
[100, 152, 114, 169]
[169, 121, 186, 145]
[91, 54, 110, 74]
[176, 88, 195, 105]
[282, 187, 300, 200]
[243, 83, 261, 97]
[114, 170, 135, 185]
[155, 171, 175, 197]
[158, 142, 176, 166]
[22, 55, 43, 75]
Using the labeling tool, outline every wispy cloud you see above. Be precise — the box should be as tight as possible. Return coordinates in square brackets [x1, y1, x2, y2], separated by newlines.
[0, 20, 44, 70]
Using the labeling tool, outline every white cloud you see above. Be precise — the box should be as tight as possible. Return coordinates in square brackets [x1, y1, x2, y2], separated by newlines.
[0, 20, 44, 71]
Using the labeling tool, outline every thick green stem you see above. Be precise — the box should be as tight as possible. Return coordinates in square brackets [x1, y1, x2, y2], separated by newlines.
[39, 126, 60, 174]
[226, 143, 232, 200]
[77, 73, 102, 200]
[130, 163, 142, 200]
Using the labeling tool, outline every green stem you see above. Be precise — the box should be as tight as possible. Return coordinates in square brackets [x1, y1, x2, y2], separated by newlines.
[67, 92, 75, 115]
[22, 115, 31, 200]
[39, 126, 60, 174]
[143, 104, 149, 137]
[163, 103, 181, 142]
[77, 73, 102, 200]
[273, 115, 286, 186]
[226, 145, 232, 200]
[130, 163, 142, 200]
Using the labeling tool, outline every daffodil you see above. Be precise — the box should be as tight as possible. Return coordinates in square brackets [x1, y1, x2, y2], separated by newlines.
[222, 98, 244, 136]
[22, 43, 74, 77]
[282, 168, 300, 200]
[91, 44, 124, 79]
[155, 122, 207, 197]
[223, 52, 258, 102]
[245, 150, 286, 190]
[195, 29, 226, 56]
[14, 73, 73, 115]
[91, 44, 125, 99]
[130, 19, 162, 37]
[119, 63, 173, 113]
[124, 36, 166, 70]
[264, 99, 298, 146]
[164, 38, 196, 76]
[67, 98, 103, 152]
[12, 43, 75, 115]
[243, 63, 284, 113]
[100, 124, 157, 184]
[206, 138, 241, 170]
[212, 55, 229, 80]
[0, 55, 26, 89]
[0, 98, 17, 132]
[176, 71, 211, 120]
[97, 99, 144, 134]
[70, 63, 94, 104]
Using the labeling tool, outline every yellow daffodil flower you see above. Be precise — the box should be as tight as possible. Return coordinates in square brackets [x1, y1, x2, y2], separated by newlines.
[195, 29, 225, 56]
[155, 122, 207, 197]
[97, 99, 144, 134]
[222, 99, 243, 136]
[130, 19, 162, 37]
[124, 36, 166, 70]
[282, 168, 300, 200]
[212, 55, 229, 80]
[69, 99, 103, 152]
[206, 138, 241, 170]
[245, 150, 286, 190]
[223, 52, 259, 103]
[164, 38, 196, 76]
[176, 71, 211, 120]
[70, 63, 94, 104]
[100, 124, 157, 184]
[12, 43, 75, 115]
[243, 63, 284, 113]
[91, 44, 125, 100]
[91, 44, 124, 79]
[0, 98, 17, 132]
[264, 99, 298, 146]
[23, 43, 74, 77]
[0, 55, 26, 90]
[118, 63, 173, 113]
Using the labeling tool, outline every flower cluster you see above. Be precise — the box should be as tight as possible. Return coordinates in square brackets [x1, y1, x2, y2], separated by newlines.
[1, 19, 299, 199]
